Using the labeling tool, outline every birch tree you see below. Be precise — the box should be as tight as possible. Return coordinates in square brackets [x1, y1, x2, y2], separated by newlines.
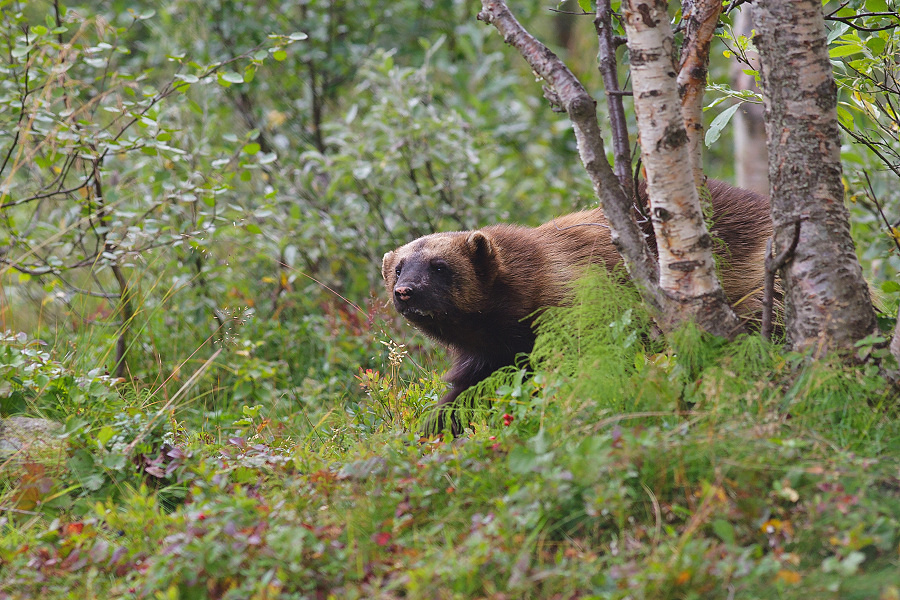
[478, 0, 744, 339]
[621, 0, 743, 334]
[753, 0, 879, 354]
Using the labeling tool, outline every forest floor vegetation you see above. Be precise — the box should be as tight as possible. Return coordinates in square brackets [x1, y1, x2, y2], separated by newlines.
[1, 272, 898, 599]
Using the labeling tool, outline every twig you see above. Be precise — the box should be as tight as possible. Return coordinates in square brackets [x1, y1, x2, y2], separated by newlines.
[549, 8, 592, 15]
[762, 220, 801, 340]
[862, 171, 900, 256]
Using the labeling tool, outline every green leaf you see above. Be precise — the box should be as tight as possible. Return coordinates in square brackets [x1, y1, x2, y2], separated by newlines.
[246, 223, 262, 235]
[97, 425, 115, 446]
[866, 36, 886, 56]
[288, 32, 308, 41]
[220, 71, 244, 84]
[837, 105, 854, 129]
[273, 49, 288, 61]
[508, 445, 538, 474]
[705, 103, 741, 147]
[242, 142, 261, 155]
[577, 0, 593, 12]
[865, 0, 888, 11]
[11, 44, 33, 59]
[830, 43, 863, 58]
[712, 519, 736, 546]
[881, 280, 900, 294]
[103, 453, 127, 470]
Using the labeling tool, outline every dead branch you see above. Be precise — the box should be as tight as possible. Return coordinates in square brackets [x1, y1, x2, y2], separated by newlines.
[762, 220, 800, 340]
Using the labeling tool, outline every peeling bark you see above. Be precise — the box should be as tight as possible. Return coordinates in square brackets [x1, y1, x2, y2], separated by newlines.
[753, 0, 878, 354]
[622, 0, 743, 337]
[677, 0, 722, 191]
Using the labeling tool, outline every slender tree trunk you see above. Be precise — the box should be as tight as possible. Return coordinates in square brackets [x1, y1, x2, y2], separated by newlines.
[594, 0, 634, 203]
[731, 6, 768, 195]
[621, 0, 743, 337]
[677, 0, 722, 192]
[753, 0, 877, 354]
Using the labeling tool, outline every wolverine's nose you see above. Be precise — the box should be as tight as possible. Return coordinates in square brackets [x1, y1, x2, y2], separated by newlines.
[394, 286, 413, 302]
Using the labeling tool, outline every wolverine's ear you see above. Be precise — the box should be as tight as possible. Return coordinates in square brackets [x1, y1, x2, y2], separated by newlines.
[382, 251, 396, 282]
[465, 231, 495, 264]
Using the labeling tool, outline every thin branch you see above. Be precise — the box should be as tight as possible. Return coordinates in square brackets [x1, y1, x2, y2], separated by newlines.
[762, 220, 801, 341]
[862, 171, 900, 256]
[594, 0, 635, 202]
[840, 123, 900, 181]
[92, 157, 134, 379]
[549, 8, 592, 16]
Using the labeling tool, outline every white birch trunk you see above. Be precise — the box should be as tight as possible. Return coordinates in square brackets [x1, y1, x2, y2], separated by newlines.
[622, 0, 739, 333]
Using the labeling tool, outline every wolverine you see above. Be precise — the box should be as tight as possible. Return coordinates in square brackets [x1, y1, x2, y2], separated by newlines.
[382, 181, 771, 431]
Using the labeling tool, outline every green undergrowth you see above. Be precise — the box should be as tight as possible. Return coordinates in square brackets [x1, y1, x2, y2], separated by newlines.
[2, 272, 899, 599]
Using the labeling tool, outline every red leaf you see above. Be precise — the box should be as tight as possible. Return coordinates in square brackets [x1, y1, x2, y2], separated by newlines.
[372, 532, 391, 546]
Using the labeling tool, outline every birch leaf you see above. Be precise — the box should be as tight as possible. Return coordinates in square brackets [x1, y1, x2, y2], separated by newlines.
[705, 104, 741, 147]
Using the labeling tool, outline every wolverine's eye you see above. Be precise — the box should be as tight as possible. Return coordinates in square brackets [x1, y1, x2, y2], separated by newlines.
[395, 264, 402, 277]
[430, 260, 448, 273]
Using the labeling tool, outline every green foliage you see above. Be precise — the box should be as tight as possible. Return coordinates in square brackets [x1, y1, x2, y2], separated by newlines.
[2, 1, 899, 599]
[0, 332, 175, 514]
[714, 3, 900, 293]
[3, 276, 900, 598]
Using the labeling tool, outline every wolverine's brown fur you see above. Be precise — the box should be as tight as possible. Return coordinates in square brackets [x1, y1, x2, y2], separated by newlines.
[382, 180, 771, 430]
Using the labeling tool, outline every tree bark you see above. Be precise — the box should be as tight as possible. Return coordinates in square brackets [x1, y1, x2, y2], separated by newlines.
[730, 5, 768, 195]
[753, 0, 878, 354]
[677, 0, 722, 191]
[621, 0, 743, 337]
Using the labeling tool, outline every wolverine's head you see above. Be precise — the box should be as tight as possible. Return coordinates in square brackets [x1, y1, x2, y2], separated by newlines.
[381, 230, 499, 335]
